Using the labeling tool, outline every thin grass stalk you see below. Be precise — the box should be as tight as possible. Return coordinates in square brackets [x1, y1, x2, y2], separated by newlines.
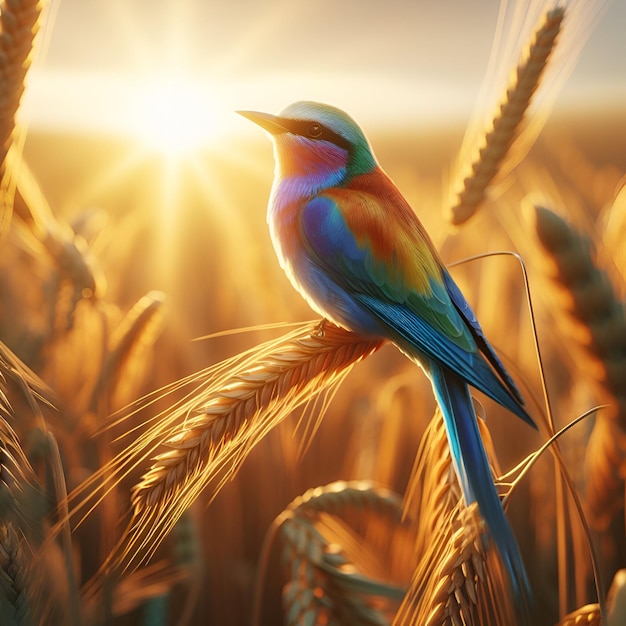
[531, 205, 626, 529]
[448, 7, 564, 226]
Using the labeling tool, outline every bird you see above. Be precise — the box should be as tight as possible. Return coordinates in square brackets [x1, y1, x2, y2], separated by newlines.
[239, 101, 535, 616]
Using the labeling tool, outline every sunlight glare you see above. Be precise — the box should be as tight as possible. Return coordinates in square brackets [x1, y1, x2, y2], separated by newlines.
[129, 77, 227, 157]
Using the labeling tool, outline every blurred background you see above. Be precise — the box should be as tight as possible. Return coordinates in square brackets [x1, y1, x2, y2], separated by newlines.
[19, 0, 626, 133]
[16, 0, 626, 347]
[2, 0, 626, 624]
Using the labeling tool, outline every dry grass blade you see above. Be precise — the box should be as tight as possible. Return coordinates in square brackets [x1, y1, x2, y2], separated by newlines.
[396, 410, 515, 626]
[73, 321, 381, 582]
[278, 481, 406, 626]
[531, 205, 626, 529]
[448, 7, 564, 226]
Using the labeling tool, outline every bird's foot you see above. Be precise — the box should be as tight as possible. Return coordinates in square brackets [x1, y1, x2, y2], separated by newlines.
[313, 318, 327, 338]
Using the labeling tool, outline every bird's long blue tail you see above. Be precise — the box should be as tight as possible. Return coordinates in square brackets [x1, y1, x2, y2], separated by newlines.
[430, 362, 532, 620]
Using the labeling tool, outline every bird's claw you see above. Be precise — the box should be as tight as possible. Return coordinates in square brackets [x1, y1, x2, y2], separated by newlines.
[313, 318, 327, 338]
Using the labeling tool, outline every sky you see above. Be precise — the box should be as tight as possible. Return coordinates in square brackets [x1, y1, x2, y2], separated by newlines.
[19, 0, 626, 142]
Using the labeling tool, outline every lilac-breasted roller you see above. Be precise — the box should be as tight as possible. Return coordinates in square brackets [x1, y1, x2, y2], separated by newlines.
[240, 101, 535, 616]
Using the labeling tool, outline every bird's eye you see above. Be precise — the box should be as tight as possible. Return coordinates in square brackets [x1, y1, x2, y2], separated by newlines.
[307, 123, 323, 138]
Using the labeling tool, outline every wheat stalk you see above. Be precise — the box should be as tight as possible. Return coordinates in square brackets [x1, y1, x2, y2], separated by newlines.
[531, 205, 626, 529]
[448, 7, 564, 226]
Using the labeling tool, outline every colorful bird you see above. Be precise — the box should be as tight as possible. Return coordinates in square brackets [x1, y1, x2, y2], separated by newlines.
[239, 101, 535, 616]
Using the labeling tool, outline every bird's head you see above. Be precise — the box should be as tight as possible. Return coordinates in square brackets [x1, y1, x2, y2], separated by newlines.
[238, 101, 377, 186]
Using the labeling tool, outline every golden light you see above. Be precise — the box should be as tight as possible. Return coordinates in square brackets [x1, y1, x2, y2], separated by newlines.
[128, 76, 227, 158]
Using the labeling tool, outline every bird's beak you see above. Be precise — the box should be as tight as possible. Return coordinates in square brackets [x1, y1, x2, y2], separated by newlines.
[237, 110, 288, 135]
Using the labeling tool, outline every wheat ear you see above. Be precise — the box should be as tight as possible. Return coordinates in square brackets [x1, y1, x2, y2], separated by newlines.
[74, 321, 381, 580]
[89, 290, 166, 412]
[278, 481, 405, 626]
[397, 409, 515, 626]
[127, 322, 380, 568]
[556, 604, 601, 626]
[448, 7, 563, 226]
[0, 523, 37, 625]
[0, 0, 41, 167]
[532, 205, 626, 529]
[0, 0, 43, 236]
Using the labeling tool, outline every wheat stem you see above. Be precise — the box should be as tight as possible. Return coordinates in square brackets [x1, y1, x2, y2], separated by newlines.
[448, 7, 564, 226]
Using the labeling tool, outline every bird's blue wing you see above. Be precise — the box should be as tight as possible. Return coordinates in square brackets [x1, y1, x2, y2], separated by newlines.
[300, 193, 534, 426]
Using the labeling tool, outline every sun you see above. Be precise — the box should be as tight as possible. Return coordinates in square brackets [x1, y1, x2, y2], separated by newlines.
[128, 76, 227, 158]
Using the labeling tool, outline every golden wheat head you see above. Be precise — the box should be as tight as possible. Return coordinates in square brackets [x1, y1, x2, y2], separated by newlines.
[278, 481, 406, 626]
[448, 7, 564, 226]
[397, 409, 517, 626]
[68, 321, 381, 593]
[532, 204, 626, 529]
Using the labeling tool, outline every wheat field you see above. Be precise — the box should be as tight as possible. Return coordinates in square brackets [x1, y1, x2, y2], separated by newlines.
[0, 1, 625, 625]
